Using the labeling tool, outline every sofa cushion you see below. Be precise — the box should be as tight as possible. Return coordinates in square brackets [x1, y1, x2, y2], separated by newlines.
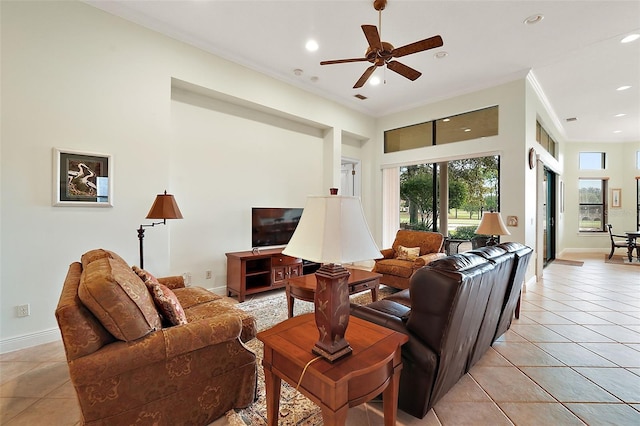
[173, 286, 222, 309]
[147, 282, 188, 326]
[78, 257, 162, 341]
[396, 245, 421, 261]
[81, 248, 128, 269]
[374, 258, 415, 278]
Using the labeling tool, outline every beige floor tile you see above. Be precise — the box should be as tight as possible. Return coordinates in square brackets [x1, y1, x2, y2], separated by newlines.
[579, 342, 640, 367]
[3, 397, 81, 426]
[433, 401, 512, 426]
[544, 324, 616, 343]
[521, 367, 619, 403]
[0, 362, 70, 398]
[574, 367, 640, 403]
[470, 366, 554, 403]
[0, 341, 66, 363]
[565, 403, 640, 425]
[0, 362, 41, 385]
[0, 397, 38, 423]
[509, 323, 570, 342]
[554, 311, 614, 325]
[491, 341, 564, 366]
[436, 374, 492, 404]
[473, 347, 513, 367]
[533, 342, 616, 367]
[585, 324, 640, 343]
[499, 402, 585, 425]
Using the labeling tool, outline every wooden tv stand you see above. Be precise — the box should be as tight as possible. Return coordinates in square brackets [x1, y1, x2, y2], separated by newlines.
[226, 248, 320, 302]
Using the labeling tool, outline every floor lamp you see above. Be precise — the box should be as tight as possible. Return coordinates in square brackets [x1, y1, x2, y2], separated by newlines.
[137, 190, 183, 269]
[475, 211, 510, 246]
[283, 188, 382, 362]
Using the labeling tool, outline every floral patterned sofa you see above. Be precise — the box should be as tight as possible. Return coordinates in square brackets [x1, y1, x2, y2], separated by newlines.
[55, 249, 257, 425]
[372, 229, 447, 289]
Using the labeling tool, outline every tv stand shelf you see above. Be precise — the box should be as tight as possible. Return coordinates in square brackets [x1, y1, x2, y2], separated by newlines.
[226, 248, 310, 302]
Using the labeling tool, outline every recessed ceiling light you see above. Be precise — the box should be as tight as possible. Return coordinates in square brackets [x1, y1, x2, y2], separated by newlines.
[443, 118, 450, 122]
[613, 130, 622, 134]
[615, 113, 626, 117]
[310, 76, 319, 83]
[370, 76, 381, 86]
[305, 40, 319, 52]
[523, 14, 544, 25]
[434, 51, 448, 59]
[464, 128, 471, 132]
[616, 85, 631, 91]
[621, 34, 640, 43]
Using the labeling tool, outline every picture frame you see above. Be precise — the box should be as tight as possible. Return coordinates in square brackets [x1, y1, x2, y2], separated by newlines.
[611, 188, 621, 208]
[53, 148, 113, 207]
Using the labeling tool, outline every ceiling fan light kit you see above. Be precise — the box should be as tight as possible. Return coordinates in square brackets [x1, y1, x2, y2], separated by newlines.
[320, 0, 443, 89]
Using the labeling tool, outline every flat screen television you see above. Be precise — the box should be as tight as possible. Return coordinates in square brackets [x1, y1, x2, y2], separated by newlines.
[252, 207, 303, 248]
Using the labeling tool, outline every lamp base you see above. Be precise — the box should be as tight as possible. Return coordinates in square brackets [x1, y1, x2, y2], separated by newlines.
[312, 263, 352, 363]
[486, 236, 498, 246]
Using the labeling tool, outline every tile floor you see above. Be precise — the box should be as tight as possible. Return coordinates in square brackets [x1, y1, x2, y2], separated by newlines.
[1, 252, 639, 425]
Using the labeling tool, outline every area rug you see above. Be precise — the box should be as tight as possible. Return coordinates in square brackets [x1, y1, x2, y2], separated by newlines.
[552, 258, 584, 267]
[604, 254, 640, 267]
[226, 285, 398, 425]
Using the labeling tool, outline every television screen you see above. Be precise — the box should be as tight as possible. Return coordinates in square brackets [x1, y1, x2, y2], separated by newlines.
[252, 207, 303, 248]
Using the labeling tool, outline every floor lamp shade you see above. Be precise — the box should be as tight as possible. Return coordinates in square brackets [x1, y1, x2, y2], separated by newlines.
[283, 193, 381, 362]
[138, 191, 183, 269]
[146, 191, 183, 220]
[475, 211, 510, 246]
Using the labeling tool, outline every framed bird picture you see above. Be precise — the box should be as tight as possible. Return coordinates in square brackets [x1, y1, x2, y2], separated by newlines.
[53, 148, 113, 207]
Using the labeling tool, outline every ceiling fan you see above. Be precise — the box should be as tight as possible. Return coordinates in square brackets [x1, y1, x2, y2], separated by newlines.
[320, 0, 444, 89]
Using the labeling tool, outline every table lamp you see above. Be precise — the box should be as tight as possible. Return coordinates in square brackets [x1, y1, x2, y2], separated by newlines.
[475, 211, 510, 246]
[283, 188, 382, 362]
[137, 190, 183, 269]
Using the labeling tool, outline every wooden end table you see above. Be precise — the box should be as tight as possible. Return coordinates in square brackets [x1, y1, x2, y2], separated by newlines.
[285, 268, 382, 318]
[258, 313, 408, 426]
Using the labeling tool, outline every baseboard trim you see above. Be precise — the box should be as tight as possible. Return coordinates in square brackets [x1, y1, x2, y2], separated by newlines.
[0, 328, 61, 354]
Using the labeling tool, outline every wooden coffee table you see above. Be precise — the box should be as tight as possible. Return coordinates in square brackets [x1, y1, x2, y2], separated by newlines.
[285, 268, 382, 318]
[258, 313, 408, 426]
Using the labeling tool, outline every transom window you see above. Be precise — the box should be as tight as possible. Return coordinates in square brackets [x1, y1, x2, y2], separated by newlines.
[579, 152, 606, 170]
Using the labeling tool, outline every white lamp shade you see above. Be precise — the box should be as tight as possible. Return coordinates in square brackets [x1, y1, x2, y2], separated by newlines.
[283, 195, 382, 264]
[475, 211, 511, 236]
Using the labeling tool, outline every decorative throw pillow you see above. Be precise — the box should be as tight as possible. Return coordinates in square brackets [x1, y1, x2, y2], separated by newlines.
[148, 282, 188, 326]
[132, 266, 159, 285]
[396, 245, 421, 261]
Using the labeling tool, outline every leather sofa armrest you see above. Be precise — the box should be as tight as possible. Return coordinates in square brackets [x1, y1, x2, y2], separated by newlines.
[162, 312, 243, 358]
[413, 252, 447, 268]
[157, 275, 185, 289]
[380, 248, 395, 259]
[350, 302, 411, 334]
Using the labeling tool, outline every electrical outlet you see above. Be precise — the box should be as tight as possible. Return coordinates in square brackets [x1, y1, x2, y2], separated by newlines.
[205, 270, 212, 280]
[17, 304, 30, 317]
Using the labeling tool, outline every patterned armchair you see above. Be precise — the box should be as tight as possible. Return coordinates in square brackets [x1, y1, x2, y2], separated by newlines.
[372, 229, 446, 290]
[55, 249, 257, 425]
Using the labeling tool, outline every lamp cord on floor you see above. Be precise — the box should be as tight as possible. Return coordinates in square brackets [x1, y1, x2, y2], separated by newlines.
[292, 355, 322, 424]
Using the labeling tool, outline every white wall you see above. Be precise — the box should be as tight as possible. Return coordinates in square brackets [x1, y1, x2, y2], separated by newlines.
[561, 141, 640, 252]
[0, 1, 374, 351]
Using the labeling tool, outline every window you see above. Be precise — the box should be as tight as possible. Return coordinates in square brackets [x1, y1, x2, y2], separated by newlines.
[536, 122, 558, 158]
[435, 106, 499, 145]
[579, 179, 607, 232]
[637, 178, 640, 230]
[384, 122, 432, 153]
[637, 151, 640, 169]
[383, 106, 499, 153]
[579, 152, 606, 170]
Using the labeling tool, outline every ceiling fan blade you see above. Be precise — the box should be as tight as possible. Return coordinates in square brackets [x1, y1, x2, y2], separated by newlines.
[392, 35, 443, 58]
[320, 57, 369, 65]
[353, 65, 377, 88]
[362, 24, 383, 50]
[387, 61, 422, 81]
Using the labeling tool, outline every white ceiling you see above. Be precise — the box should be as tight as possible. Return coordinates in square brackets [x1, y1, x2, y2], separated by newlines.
[85, 0, 640, 143]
